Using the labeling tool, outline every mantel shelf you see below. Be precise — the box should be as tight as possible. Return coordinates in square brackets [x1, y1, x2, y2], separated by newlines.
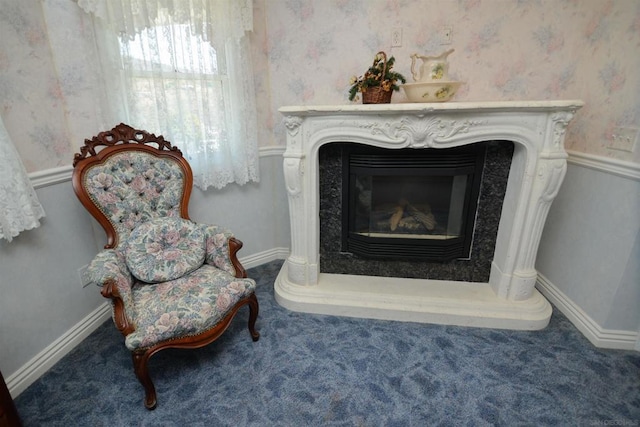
[279, 100, 584, 115]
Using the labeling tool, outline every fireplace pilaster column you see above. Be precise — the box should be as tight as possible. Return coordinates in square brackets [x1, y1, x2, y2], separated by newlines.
[282, 116, 319, 285]
[502, 111, 574, 300]
[505, 155, 568, 299]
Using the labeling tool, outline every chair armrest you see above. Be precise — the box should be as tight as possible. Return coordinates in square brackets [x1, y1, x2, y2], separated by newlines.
[88, 249, 136, 335]
[203, 225, 247, 278]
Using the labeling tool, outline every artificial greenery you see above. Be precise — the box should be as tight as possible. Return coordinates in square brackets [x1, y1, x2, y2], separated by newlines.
[348, 51, 406, 101]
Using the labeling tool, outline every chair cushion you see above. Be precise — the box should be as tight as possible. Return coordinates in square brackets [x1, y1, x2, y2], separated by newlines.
[125, 265, 256, 350]
[125, 217, 205, 283]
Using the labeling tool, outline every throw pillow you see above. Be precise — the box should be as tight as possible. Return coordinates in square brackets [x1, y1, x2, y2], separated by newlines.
[125, 217, 205, 283]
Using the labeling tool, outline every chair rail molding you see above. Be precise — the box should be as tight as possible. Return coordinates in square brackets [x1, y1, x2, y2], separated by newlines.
[29, 147, 287, 189]
[567, 150, 640, 181]
[30, 165, 73, 189]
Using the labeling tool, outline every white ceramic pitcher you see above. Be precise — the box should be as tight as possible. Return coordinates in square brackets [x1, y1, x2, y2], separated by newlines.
[410, 49, 455, 82]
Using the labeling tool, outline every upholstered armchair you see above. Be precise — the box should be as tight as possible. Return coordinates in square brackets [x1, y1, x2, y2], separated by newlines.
[72, 124, 259, 409]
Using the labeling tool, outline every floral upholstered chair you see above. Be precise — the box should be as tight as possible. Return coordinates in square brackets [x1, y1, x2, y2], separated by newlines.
[72, 123, 259, 409]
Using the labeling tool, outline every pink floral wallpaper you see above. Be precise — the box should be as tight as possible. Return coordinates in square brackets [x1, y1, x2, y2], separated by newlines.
[0, 0, 639, 172]
[0, 1, 73, 172]
[259, 0, 640, 163]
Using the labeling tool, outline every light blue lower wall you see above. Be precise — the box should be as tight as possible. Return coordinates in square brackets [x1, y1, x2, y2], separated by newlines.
[536, 154, 640, 349]
[189, 155, 290, 258]
[0, 180, 105, 384]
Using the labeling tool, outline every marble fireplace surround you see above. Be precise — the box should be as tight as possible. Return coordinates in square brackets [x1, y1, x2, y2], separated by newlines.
[275, 101, 583, 330]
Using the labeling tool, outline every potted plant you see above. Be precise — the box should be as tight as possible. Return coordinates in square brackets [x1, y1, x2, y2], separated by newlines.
[348, 51, 406, 104]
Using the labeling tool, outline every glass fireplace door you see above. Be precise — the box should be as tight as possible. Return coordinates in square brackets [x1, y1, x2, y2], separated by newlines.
[343, 145, 484, 261]
[353, 174, 468, 240]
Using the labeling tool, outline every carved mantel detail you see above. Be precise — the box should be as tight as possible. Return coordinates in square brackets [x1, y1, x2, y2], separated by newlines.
[276, 101, 583, 330]
[356, 116, 486, 147]
[551, 111, 576, 149]
[284, 116, 303, 136]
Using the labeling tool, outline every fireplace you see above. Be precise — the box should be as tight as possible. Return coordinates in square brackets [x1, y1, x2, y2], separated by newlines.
[320, 140, 513, 282]
[342, 144, 484, 262]
[276, 101, 583, 330]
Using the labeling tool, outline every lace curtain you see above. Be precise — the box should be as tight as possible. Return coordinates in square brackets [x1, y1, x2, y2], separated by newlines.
[77, 0, 259, 190]
[0, 117, 46, 242]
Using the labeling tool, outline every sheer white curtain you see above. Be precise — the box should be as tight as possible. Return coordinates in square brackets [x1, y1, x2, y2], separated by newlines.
[0, 117, 45, 242]
[77, 0, 259, 190]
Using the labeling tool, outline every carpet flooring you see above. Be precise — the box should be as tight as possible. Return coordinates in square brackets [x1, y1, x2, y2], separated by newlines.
[14, 260, 640, 426]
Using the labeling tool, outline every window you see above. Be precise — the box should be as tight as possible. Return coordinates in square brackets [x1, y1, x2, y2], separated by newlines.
[79, 0, 258, 190]
[120, 23, 227, 157]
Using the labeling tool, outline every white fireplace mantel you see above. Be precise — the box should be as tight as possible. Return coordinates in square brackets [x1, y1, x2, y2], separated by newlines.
[275, 100, 583, 330]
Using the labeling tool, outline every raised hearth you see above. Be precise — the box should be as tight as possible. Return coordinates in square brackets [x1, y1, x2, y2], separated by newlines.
[275, 101, 583, 330]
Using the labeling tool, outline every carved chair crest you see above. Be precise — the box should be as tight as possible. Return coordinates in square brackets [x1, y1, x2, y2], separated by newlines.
[73, 123, 181, 166]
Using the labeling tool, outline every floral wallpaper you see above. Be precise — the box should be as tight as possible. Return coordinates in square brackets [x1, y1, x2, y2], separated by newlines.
[0, 0, 639, 173]
[261, 0, 640, 163]
[0, 0, 73, 172]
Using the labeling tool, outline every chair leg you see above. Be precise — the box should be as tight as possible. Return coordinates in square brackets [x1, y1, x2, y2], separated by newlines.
[132, 351, 157, 410]
[248, 293, 260, 342]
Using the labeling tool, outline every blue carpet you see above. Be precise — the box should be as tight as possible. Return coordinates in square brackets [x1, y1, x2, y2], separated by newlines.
[14, 260, 640, 426]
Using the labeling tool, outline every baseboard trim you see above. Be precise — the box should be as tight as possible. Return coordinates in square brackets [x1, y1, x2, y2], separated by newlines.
[536, 273, 638, 350]
[6, 248, 289, 398]
[239, 247, 289, 269]
[6, 302, 112, 398]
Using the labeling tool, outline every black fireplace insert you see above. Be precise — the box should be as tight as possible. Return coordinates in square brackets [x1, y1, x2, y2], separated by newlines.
[342, 144, 486, 261]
